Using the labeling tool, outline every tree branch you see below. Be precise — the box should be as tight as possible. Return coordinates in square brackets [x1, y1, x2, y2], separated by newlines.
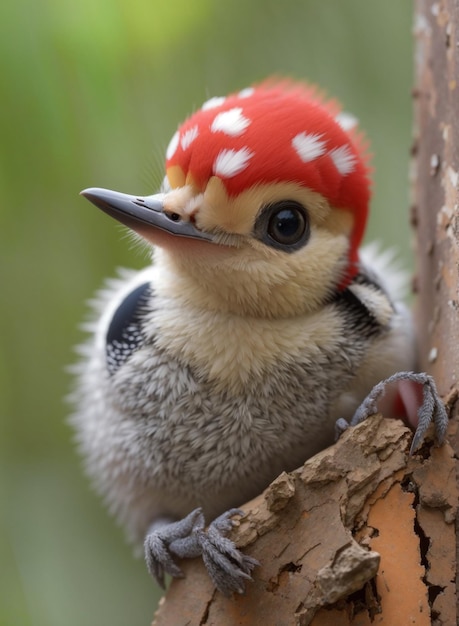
[152, 416, 457, 625]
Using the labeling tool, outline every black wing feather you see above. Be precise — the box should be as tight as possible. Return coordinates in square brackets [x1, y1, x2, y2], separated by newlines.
[106, 282, 151, 375]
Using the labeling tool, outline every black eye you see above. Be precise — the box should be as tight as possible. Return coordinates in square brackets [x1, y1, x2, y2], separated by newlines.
[254, 200, 310, 252]
[268, 207, 306, 244]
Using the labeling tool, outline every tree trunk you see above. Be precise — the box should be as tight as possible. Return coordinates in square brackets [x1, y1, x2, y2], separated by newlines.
[152, 2, 459, 623]
[412, 0, 459, 622]
[413, 0, 459, 394]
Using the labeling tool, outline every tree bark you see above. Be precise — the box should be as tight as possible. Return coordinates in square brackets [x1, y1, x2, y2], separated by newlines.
[152, 2, 459, 623]
[412, 0, 459, 622]
[413, 0, 459, 394]
[152, 417, 457, 625]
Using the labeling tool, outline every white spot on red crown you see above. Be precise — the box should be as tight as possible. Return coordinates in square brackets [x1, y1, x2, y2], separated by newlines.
[238, 87, 255, 98]
[213, 147, 254, 178]
[211, 107, 251, 137]
[335, 112, 358, 132]
[292, 132, 327, 163]
[180, 125, 199, 151]
[201, 96, 226, 110]
[329, 145, 357, 175]
[166, 130, 180, 160]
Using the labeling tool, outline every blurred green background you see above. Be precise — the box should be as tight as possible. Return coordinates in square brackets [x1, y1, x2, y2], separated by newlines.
[1, 2, 414, 625]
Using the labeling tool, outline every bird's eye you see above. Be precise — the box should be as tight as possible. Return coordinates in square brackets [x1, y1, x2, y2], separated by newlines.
[254, 200, 310, 252]
[268, 207, 306, 245]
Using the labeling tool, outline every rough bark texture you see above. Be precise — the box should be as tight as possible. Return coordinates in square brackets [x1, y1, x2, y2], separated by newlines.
[413, 0, 459, 391]
[413, 1, 459, 623]
[151, 3, 459, 623]
[152, 416, 457, 625]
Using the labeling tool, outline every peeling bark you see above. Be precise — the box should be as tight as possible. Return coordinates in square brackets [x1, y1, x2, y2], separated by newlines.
[152, 416, 457, 625]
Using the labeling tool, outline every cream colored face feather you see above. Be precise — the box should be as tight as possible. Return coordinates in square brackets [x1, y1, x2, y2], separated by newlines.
[151, 179, 354, 319]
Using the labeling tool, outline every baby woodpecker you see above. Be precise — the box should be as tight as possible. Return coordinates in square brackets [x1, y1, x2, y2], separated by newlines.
[72, 81, 448, 596]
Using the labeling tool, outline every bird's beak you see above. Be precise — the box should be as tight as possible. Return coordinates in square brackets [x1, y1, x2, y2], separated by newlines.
[80, 187, 216, 243]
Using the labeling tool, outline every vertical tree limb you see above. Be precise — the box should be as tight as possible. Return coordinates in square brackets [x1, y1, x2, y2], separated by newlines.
[413, 0, 459, 393]
[413, 1, 459, 622]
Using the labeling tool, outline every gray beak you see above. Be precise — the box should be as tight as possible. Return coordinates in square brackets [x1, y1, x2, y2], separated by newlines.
[80, 187, 215, 242]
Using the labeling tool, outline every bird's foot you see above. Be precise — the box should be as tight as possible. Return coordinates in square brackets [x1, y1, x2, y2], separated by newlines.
[335, 371, 448, 454]
[144, 507, 258, 596]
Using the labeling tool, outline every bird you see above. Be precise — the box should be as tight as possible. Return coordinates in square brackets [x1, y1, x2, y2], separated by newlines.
[71, 79, 448, 596]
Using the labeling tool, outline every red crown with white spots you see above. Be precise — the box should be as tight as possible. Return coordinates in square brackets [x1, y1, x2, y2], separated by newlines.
[165, 80, 371, 277]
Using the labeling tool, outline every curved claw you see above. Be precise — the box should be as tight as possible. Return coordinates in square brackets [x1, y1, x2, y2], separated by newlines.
[144, 508, 204, 587]
[144, 507, 258, 596]
[340, 371, 448, 454]
[200, 518, 259, 595]
[201, 540, 258, 595]
[409, 374, 448, 453]
[211, 508, 245, 534]
[334, 417, 350, 440]
[144, 532, 184, 588]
